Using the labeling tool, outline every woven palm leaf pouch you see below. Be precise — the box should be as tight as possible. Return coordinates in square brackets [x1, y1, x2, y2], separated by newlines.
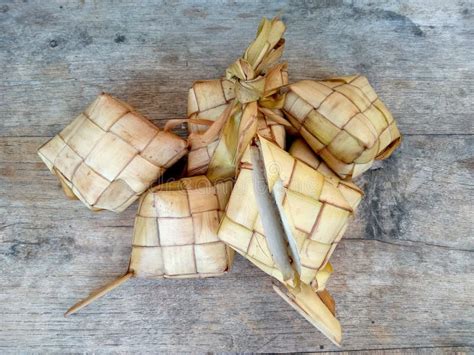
[218, 136, 356, 345]
[185, 17, 291, 180]
[38, 94, 188, 212]
[284, 75, 401, 179]
[65, 175, 234, 316]
[130, 175, 234, 279]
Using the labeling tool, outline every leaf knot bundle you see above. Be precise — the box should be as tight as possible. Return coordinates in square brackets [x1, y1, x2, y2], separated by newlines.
[186, 17, 290, 180]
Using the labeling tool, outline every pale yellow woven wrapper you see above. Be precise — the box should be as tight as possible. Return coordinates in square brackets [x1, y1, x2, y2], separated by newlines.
[131, 175, 234, 278]
[284, 75, 401, 178]
[218, 137, 354, 286]
[38, 94, 188, 212]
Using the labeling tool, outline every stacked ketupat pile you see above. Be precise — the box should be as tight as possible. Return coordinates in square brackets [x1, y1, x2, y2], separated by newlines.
[39, 17, 401, 346]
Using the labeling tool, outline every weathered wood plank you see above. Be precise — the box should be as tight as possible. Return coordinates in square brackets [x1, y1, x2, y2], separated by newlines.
[353, 136, 474, 251]
[1, 0, 473, 352]
[0, 241, 472, 352]
[0, 135, 472, 352]
[1, 135, 472, 250]
[1, 0, 472, 137]
[314, 348, 472, 355]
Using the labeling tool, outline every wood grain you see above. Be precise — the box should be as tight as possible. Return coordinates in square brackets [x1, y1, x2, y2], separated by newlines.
[0, 0, 473, 352]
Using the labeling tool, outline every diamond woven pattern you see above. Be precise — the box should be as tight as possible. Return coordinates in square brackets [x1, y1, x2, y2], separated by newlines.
[131, 175, 234, 278]
[284, 75, 401, 179]
[37, 94, 188, 212]
[218, 138, 354, 286]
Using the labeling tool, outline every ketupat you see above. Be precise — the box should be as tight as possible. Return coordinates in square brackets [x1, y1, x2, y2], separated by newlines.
[284, 75, 401, 179]
[218, 136, 346, 345]
[38, 93, 188, 212]
[185, 17, 290, 181]
[130, 175, 234, 279]
[66, 175, 234, 315]
[218, 136, 354, 287]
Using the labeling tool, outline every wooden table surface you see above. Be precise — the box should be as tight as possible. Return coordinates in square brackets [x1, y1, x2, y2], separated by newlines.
[1, 0, 473, 353]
